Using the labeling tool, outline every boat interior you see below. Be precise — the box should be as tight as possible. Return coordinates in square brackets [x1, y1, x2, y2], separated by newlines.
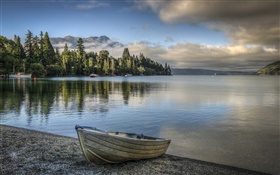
[107, 131, 160, 140]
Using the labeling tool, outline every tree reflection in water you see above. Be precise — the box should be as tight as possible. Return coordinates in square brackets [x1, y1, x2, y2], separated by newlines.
[0, 78, 158, 123]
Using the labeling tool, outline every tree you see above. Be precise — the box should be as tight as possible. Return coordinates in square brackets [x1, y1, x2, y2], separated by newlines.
[61, 43, 67, 70]
[0, 36, 7, 73]
[1, 36, 21, 73]
[122, 48, 130, 60]
[24, 30, 33, 59]
[167, 64, 172, 75]
[138, 66, 145, 75]
[97, 50, 109, 75]
[39, 31, 44, 49]
[46, 64, 63, 76]
[103, 58, 110, 75]
[109, 56, 115, 75]
[76, 38, 86, 75]
[42, 32, 55, 66]
[86, 51, 97, 74]
[77, 38, 85, 57]
[55, 48, 61, 65]
[32, 36, 41, 63]
[30, 63, 46, 77]
[13, 35, 26, 72]
[2, 30, 172, 76]
[14, 35, 25, 60]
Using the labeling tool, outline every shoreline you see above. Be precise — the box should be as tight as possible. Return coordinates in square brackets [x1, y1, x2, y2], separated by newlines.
[0, 125, 269, 175]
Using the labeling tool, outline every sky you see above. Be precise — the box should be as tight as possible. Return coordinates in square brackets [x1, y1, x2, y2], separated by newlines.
[1, 0, 279, 71]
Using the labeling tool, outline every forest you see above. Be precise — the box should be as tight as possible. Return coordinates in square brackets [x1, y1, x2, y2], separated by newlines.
[0, 31, 172, 77]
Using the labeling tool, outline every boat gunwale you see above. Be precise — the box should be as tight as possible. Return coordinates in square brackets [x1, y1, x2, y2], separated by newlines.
[89, 133, 169, 150]
[75, 126, 171, 164]
[77, 127, 171, 143]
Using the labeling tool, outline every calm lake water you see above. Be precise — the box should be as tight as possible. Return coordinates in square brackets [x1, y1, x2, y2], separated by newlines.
[0, 76, 279, 174]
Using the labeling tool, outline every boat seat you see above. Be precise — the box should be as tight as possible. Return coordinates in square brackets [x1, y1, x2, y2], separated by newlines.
[137, 134, 144, 139]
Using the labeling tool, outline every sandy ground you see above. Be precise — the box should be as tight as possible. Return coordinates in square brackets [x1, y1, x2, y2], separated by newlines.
[0, 125, 269, 175]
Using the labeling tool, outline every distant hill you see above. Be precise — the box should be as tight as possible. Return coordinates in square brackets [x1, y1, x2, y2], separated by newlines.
[171, 68, 253, 75]
[50, 35, 123, 51]
[255, 61, 280, 75]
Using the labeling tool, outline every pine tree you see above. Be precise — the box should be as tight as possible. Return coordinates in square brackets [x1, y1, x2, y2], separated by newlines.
[97, 50, 109, 75]
[122, 48, 130, 60]
[42, 32, 55, 66]
[39, 31, 44, 49]
[24, 30, 33, 59]
[32, 36, 41, 63]
[55, 48, 61, 65]
[14, 35, 25, 60]
[76, 38, 85, 75]
[109, 56, 115, 75]
[39, 31, 44, 60]
[77, 38, 85, 57]
[167, 64, 172, 75]
[103, 59, 109, 75]
[3, 29, 172, 76]
[61, 43, 69, 71]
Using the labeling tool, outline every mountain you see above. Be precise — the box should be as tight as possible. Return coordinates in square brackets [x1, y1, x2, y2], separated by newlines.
[255, 61, 280, 75]
[171, 68, 253, 75]
[50, 35, 124, 51]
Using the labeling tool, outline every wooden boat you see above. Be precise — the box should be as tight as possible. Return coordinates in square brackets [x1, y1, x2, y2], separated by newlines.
[89, 73, 99, 78]
[75, 125, 171, 164]
[9, 72, 32, 78]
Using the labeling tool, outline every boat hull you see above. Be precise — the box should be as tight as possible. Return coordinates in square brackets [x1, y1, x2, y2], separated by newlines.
[89, 74, 98, 78]
[75, 126, 171, 164]
[9, 74, 32, 78]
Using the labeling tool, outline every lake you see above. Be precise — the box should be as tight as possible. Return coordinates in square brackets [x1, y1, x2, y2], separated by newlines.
[0, 75, 279, 174]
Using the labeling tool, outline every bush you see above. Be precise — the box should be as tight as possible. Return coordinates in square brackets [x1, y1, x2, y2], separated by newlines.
[30, 63, 46, 77]
[46, 64, 64, 77]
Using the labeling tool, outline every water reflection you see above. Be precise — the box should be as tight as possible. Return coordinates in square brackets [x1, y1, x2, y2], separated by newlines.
[0, 76, 278, 174]
[0, 78, 159, 123]
[159, 103, 279, 174]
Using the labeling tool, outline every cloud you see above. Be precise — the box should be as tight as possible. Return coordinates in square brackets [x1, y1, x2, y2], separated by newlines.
[164, 36, 174, 43]
[130, 24, 153, 31]
[127, 0, 151, 11]
[124, 41, 278, 71]
[54, 39, 278, 71]
[137, 0, 279, 47]
[52, 33, 278, 72]
[53, 38, 124, 59]
[74, 0, 109, 10]
[53, 42, 73, 48]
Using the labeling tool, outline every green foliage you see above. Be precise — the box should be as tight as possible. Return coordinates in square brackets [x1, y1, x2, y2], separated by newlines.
[3, 55, 19, 73]
[42, 32, 55, 66]
[75, 38, 86, 75]
[14, 35, 26, 60]
[0, 36, 21, 73]
[32, 36, 41, 63]
[30, 63, 46, 77]
[122, 48, 130, 59]
[77, 38, 85, 57]
[255, 61, 280, 75]
[46, 64, 64, 76]
[1, 30, 172, 77]
[24, 30, 33, 59]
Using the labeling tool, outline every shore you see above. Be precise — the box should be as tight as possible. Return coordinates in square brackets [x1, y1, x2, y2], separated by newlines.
[0, 125, 269, 175]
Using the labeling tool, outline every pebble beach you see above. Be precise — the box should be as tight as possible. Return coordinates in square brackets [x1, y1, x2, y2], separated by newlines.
[0, 125, 269, 175]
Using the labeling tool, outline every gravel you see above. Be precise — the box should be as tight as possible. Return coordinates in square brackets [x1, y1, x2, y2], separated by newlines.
[0, 125, 269, 175]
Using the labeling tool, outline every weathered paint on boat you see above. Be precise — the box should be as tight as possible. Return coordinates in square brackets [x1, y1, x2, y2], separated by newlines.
[75, 125, 171, 164]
